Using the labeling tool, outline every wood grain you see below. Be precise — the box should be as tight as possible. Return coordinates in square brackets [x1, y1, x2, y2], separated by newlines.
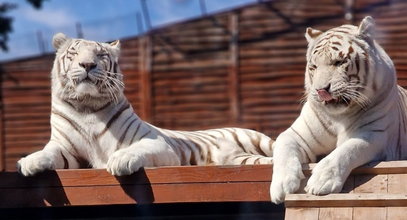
[285, 194, 407, 208]
[0, 161, 406, 208]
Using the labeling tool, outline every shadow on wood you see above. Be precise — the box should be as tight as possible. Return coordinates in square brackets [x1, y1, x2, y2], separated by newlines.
[0, 170, 70, 207]
[114, 168, 155, 204]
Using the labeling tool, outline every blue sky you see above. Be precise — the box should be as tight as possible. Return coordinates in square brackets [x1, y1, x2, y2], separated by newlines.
[0, 0, 256, 61]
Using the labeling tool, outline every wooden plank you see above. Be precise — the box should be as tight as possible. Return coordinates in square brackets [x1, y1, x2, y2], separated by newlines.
[353, 174, 388, 193]
[0, 74, 3, 171]
[319, 207, 353, 220]
[353, 207, 386, 220]
[0, 165, 272, 208]
[284, 208, 319, 220]
[285, 193, 407, 208]
[388, 174, 407, 194]
[387, 207, 407, 220]
[0, 165, 273, 188]
[0, 182, 271, 208]
[302, 160, 407, 175]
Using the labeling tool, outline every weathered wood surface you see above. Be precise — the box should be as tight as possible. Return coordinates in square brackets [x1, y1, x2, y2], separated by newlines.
[0, 161, 406, 209]
[285, 161, 407, 220]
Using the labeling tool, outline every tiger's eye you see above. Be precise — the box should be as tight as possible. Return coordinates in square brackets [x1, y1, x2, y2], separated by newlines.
[333, 60, 343, 66]
[97, 53, 109, 59]
[309, 64, 317, 70]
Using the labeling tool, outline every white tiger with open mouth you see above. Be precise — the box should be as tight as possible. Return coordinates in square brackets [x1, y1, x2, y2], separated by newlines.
[270, 16, 407, 204]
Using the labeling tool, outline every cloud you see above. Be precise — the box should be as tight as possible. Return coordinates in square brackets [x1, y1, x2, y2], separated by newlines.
[22, 7, 77, 28]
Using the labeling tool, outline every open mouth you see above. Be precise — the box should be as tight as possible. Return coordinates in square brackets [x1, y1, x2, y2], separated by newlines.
[324, 97, 350, 105]
[317, 89, 350, 106]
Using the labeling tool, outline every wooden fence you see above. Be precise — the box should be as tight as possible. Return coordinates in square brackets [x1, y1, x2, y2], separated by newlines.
[2, 0, 407, 170]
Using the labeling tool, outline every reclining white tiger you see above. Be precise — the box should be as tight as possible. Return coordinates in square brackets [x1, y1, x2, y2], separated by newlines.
[270, 16, 407, 204]
[17, 33, 274, 176]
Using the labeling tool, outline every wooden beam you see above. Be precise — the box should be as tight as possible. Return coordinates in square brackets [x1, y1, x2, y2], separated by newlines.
[0, 70, 3, 171]
[0, 165, 272, 208]
[285, 193, 407, 208]
[138, 35, 153, 122]
[1, 161, 407, 208]
[302, 160, 407, 175]
[228, 12, 241, 124]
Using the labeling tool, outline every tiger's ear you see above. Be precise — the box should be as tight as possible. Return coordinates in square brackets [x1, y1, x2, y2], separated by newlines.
[305, 27, 323, 43]
[358, 16, 375, 39]
[109, 40, 120, 50]
[52, 33, 69, 50]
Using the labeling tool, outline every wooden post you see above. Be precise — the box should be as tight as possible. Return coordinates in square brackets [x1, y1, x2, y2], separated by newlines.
[228, 13, 240, 125]
[0, 68, 4, 171]
[139, 35, 153, 122]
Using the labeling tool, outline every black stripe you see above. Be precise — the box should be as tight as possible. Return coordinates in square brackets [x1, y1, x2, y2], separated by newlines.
[52, 125, 90, 168]
[116, 117, 139, 150]
[358, 114, 387, 130]
[99, 102, 130, 136]
[52, 109, 87, 139]
[113, 62, 118, 73]
[229, 128, 245, 150]
[355, 53, 360, 74]
[60, 152, 69, 169]
[253, 158, 261, 165]
[290, 127, 313, 163]
[304, 119, 326, 149]
[192, 132, 220, 149]
[212, 129, 226, 138]
[163, 136, 188, 165]
[129, 121, 143, 143]
[240, 157, 250, 165]
[250, 132, 266, 156]
[188, 134, 212, 149]
[139, 130, 152, 139]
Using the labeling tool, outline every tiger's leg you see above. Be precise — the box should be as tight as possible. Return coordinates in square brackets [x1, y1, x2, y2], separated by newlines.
[305, 134, 386, 195]
[270, 130, 310, 204]
[107, 137, 181, 176]
[17, 141, 79, 176]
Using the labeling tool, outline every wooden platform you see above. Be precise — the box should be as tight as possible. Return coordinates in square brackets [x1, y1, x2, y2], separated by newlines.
[0, 161, 406, 219]
[286, 161, 407, 220]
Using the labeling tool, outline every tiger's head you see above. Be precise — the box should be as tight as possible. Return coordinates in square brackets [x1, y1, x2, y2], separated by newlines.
[51, 33, 124, 110]
[304, 16, 396, 114]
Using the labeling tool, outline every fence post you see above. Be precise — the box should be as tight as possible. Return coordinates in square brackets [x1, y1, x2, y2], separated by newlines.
[0, 67, 4, 171]
[139, 35, 153, 122]
[228, 12, 240, 125]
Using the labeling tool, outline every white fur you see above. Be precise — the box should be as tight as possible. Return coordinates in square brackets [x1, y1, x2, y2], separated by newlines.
[17, 33, 274, 177]
[270, 17, 407, 204]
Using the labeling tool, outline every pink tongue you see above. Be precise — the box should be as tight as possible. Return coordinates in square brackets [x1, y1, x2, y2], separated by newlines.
[317, 89, 334, 101]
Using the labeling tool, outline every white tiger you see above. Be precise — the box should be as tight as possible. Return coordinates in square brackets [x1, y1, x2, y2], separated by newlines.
[270, 16, 407, 204]
[17, 33, 274, 176]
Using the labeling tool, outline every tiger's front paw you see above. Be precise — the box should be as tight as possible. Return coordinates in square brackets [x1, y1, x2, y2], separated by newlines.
[305, 158, 345, 195]
[270, 172, 303, 204]
[270, 160, 304, 204]
[17, 151, 55, 176]
[107, 149, 144, 176]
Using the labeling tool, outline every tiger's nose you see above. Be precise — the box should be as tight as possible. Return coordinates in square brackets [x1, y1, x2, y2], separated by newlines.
[317, 83, 331, 93]
[79, 62, 97, 72]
